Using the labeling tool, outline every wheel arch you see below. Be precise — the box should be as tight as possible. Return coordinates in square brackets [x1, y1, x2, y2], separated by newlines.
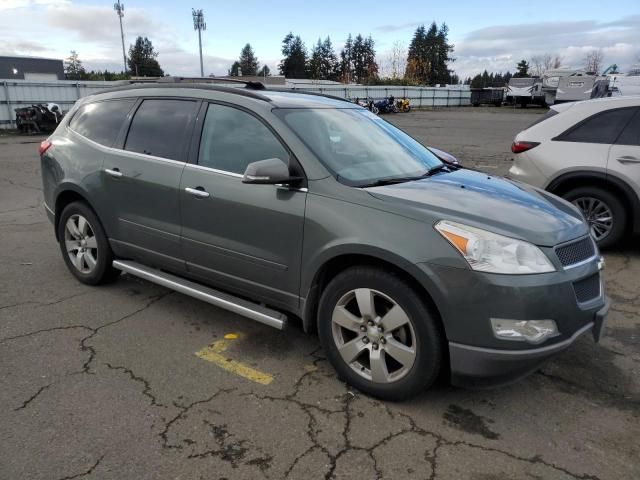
[53, 183, 99, 241]
[301, 248, 447, 344]
[546, 170, 640, 234]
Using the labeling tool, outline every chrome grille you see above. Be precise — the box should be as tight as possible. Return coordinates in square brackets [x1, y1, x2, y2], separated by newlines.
[555, 237, 595, 267]
[573, 274, 601, 304]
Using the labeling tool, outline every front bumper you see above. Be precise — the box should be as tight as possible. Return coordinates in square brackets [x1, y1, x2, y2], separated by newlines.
[415, 256, 608, 387]
[449, 297, 609, 387]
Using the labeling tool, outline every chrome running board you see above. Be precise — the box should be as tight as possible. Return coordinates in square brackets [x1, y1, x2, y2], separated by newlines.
[112, 260, 287, 330]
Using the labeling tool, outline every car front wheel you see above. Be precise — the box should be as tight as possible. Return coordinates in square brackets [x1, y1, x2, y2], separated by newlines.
[562, 187, 626, 248]
[318, 266, 443, 400]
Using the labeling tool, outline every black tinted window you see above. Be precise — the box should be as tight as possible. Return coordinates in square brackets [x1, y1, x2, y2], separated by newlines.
[558, 108, 636, 144]
[69, 99, 135, 146]
[125, 99, 196, 160]
[199, 104, 288, 174]
[616, 109, 640, 146]
[526, 109, 558, 129]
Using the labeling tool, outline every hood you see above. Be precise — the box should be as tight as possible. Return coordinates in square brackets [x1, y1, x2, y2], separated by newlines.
[366, 169, 588, 246]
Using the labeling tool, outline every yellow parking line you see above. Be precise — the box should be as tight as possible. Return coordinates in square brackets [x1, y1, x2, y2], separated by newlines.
[195, 333, 273, 385]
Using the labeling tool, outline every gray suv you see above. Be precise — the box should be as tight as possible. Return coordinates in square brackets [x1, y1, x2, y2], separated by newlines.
[40, 78, 609, 399]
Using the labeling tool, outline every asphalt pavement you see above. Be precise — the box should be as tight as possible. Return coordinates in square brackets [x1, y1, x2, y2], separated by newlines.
[1, 107, 638, 480]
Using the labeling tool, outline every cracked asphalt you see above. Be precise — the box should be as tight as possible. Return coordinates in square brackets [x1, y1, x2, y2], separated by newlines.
[1, 108, 639, 480]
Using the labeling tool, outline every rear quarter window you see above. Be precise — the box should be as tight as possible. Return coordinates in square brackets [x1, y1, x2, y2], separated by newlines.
[68, 99, 136, 147]
[124, 99, 197, 161]
[555, 107, 636, 144]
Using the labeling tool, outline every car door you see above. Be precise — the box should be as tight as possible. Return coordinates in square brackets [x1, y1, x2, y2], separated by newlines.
[607, 107, 640, 200]
[102, 97, 199, 272]
[179, 102, 307, 311]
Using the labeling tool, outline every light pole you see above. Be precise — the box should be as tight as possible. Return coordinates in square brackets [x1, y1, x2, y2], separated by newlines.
[113, 1, 127, 74]
[192, 9, 206, 77]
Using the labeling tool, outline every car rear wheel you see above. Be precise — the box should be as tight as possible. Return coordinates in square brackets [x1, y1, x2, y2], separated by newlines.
[318, 266, 443, 400]
[57, 201, 120, 285]
[562, 186, 626, 248]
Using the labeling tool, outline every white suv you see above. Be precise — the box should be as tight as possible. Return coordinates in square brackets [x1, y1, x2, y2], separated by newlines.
[509, 96, 640, 247]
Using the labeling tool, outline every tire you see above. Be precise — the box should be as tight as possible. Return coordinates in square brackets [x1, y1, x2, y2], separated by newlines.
[57, 201, 120, 285]
[317, 266, 443, 400]
[562, 186, 626, 248]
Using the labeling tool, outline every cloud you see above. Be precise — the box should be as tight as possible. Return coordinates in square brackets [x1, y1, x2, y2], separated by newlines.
[452, 16, 640, 79]
[0, 0, 69, 10]
[376, 22, 425, 33]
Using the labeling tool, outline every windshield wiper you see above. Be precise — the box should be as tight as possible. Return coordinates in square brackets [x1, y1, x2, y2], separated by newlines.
[359, 165, 450, 188]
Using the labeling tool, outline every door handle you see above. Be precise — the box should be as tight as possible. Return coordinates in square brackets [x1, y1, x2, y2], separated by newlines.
[617, 156, 640, 164]
[105, 168, 123, 178]
[104, 168, 123, 178]
[185, 187, 210, 198]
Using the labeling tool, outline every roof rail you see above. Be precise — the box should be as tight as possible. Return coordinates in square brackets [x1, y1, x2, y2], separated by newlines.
[112, 76, 265, 90]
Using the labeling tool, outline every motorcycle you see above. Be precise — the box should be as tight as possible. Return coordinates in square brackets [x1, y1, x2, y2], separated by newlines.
[353, 97, 379, 114]
[396, 97, 411, 112]
[373, 96, 399, 114]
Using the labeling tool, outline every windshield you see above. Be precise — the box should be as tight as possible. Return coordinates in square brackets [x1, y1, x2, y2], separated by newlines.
[274, 108, 442, 186]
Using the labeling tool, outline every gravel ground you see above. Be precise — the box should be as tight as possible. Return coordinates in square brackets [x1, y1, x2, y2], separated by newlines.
[1, 107, 638, 480]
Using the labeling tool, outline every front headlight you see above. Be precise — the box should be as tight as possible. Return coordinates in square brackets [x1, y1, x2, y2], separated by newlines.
[434, 220, 555, 274]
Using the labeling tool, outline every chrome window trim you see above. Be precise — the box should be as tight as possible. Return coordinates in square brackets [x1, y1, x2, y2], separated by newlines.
[66, 126, 187, 165]
[184, 163, 243, 178]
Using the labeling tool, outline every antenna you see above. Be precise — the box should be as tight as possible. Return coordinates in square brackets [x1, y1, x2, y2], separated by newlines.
[192, 8, 206, 77]
[113, 1, 127, 74]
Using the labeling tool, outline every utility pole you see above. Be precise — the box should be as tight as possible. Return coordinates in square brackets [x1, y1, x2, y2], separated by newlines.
[113, 1, 127, 74]
[192, 9, 206, 77]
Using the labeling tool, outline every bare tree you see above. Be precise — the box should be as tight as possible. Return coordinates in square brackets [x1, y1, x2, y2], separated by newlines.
[385, 40, 407, 79]
[584, 49, 604, 74]
[530, 53, 562, 77]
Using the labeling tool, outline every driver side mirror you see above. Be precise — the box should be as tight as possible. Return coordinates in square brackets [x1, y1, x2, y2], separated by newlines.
[242, 158, 301, 185]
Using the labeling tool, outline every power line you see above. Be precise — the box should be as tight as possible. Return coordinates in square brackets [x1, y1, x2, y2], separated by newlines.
[192, 8, 206, 77]
[114, 1, 127, 74]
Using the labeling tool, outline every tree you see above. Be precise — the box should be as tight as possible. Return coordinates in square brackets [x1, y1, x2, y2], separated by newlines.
[238, 43, 259, 76]
[405, 22, 454, 85]
[257, 65, 271, 77]
[309, 37, 338, 80]
[128, 36, 163, 77]
[228, 61, 240, 76]
[279, 33, 308, 78]
[514, 59, 529, 77]
[338, 34, 354, 83]
[64, 51, 86, 80]
[584, 49, 604, 74]
[530, 53, 562, 77]
[386, 40, 407, 79]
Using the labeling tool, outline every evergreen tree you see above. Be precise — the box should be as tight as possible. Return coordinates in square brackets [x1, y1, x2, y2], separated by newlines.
[514, 59, 530, 77]
[238, 43, 259, 76]
[279, 33, 308, 78]
[128, 37, 163, 77]
[228, 61, 241, 76]
[64, 51, 86, 80]
[339, 34, 354, 83]
[309, 37, 339, 80]
[406, 22, 454, 85]
[257, 65, 271, 77]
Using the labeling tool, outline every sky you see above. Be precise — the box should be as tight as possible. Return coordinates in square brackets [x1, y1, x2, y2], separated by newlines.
[0, 0, 639, 80]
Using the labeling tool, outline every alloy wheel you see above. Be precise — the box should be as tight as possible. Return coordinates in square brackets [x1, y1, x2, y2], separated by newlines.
[64, 214, 98, 274]
[331, 288, 417, 384]
[572, 196, 613, 241]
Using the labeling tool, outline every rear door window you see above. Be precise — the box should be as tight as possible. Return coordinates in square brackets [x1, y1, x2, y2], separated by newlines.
[124, 99, 197, 161]
[616, 108, 640, 146]
[68, 99, 135, 147]
[198, 103, 289, 174]
[556, 108, 636, 144]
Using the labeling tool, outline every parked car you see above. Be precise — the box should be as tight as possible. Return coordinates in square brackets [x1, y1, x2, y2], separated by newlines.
[40, 78, 608, 400]
[509, 96, 640, 248]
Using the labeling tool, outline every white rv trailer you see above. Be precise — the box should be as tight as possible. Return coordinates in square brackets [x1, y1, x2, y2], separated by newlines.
[555, 73, 609, 103]
[505, 77, 544, 106]
[608, 66, 640, 97]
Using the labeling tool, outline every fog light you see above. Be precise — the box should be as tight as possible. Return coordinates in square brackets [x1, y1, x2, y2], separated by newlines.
[490, 319, 559, 344]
